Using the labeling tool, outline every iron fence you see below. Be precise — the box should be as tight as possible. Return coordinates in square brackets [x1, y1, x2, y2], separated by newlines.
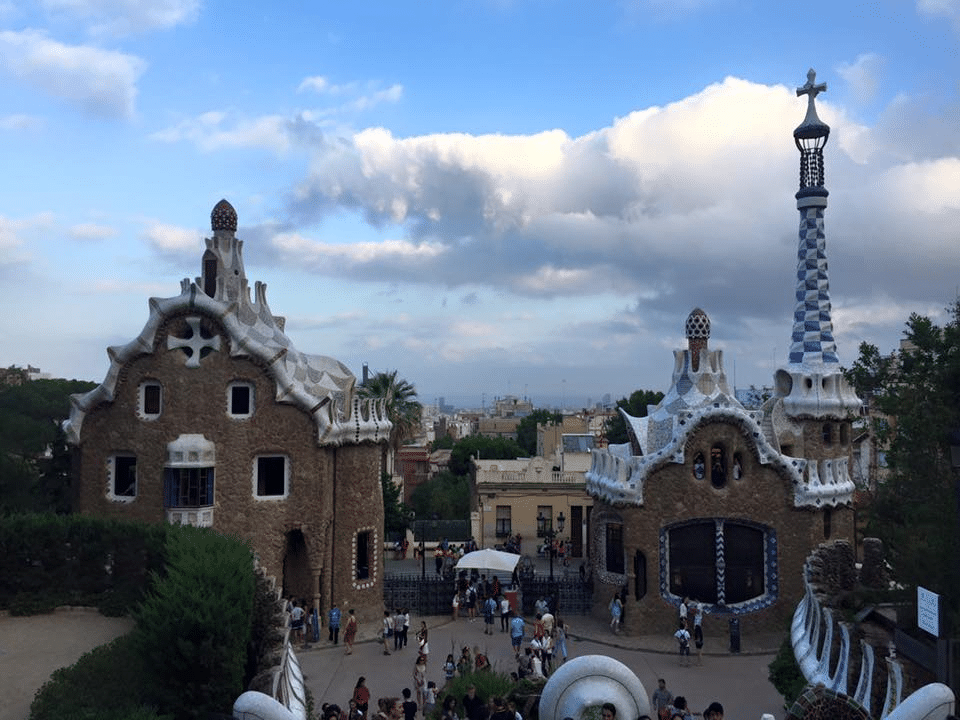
[383, 573, 593, 617]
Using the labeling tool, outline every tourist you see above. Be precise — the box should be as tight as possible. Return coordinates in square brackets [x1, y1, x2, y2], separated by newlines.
[473, 644, 489, 671]
[499, 594, 511, 632]
[529, 648, 545, 679]
[454, 645, 470, 675]
[693, 602, 704, 665]
[443, 652, 457, 684]
[417, 620, 430, 657]
[401, 607, 410, 648]
[482, 593, 497, 634]
[651, 678, 674, 720]
[703, 701, 724, 720]
[452, 590, 460, 620]
[401, 688, 417, 720]
[517, 647, 533, 679]
[328, 603, 341, 644]
[343, 609, 358, 655]
[423, 682, 437, 718]
[413, 653, 428, 706]
[346, 699, 363, 720]
[490, 697, 513, 720]
[601, 704, 617, 720]
[382, 611, 392, 655]
[510, 609, 525, 657]
[462, 684, 485, 720]
[674, 620, 691, 666]
[667, 696, 693, 720]
[393, 608, 404, 651]
[352, 677, 370, 719]
[290, 599, 305, 644]
[555, 618, 569, 665]
[441, 695, 460, 720]
[609, 593, 622, 634]
[679, 597, 689, 627]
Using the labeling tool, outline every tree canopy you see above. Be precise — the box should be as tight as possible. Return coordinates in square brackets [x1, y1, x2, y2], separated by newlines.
[604, 389, 665, 445]
[0, 375, 96, 514]
[357, 369, 423, 450]
[846, 302, 960, 625]
[448, 434, 524, 477]
[515, 408, 562, 456]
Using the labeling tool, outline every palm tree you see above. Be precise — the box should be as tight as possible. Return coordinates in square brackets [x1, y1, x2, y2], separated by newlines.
[357, 370, 423, 474]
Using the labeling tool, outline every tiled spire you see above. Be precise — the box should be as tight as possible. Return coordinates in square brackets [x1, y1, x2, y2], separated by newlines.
[788, 70, 837, 368]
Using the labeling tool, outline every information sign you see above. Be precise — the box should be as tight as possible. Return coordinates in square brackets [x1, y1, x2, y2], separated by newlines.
[917, 586, 940, 637]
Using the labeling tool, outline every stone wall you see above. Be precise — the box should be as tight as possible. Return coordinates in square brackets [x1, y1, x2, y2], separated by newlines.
[590, 420, 854, 635]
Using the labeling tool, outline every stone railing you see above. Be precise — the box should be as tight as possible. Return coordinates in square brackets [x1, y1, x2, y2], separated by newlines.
[791, 543, 954, 720]
[477, 470, 584, 484]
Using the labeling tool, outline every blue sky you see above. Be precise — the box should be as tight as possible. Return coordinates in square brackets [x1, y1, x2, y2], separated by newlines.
[1, 0, 958, 409]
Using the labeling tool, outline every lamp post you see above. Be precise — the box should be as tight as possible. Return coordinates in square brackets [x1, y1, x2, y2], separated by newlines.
[538, 510, 566, 581]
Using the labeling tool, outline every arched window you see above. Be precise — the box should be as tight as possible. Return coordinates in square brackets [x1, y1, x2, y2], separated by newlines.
[693, 452, 706, 480]
[822, 423, 832, 445]
[732, 452, 743, 481]
[202, 251, 217, 298]
[710, 444, 726, 488]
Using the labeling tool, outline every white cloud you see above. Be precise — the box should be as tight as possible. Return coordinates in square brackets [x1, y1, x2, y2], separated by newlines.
[270, 73, 959, 362]
[0, 29, 145, 118]
[836, 53, 884, 104]
[150, 111, 293, 153]
[917, 0, 960, 22]
[0, 114, 43, 130]
[70, 222, 116, 240]
[39, 0, 200, 36]
[297, 76, 353, 95]
[142, 222, 202, 259]
[0, 212, 55, 270]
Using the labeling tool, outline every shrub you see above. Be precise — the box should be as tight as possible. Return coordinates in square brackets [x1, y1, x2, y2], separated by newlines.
[30, 634, 172, 720]
[432, 670, 517, 719]
[768, 634, 808, 708]
[133, 525, 255, 719]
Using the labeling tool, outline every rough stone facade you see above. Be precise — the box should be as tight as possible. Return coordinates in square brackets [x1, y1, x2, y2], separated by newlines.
[68, 200, 389, 625]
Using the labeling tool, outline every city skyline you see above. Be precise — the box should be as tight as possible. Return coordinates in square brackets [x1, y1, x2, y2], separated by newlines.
[1, 2, 958, 406]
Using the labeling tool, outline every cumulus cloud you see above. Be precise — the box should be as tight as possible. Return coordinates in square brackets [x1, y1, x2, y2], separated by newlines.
[270, 73, 960, 368]
[837, 53, 885, 104]
[0, 29, 145, 118]
[39, 0, 200, 36]
[142, 221, 202, 260]
[0, 212, 55, 271]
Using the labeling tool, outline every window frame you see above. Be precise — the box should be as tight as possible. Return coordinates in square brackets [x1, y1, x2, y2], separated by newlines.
[495, 505, 512, 538]
[138, 381, 162, 419]
[228, 382, 255, 418]
[108, 454, 137, 501]
[661, 518, 777, 613]
[254, 455, 289, 500]
[536, 505, 553, 537]
[163, 467, 215, 508]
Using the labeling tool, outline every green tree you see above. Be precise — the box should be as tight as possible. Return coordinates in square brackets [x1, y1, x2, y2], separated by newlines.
[358, 370, 423, 477]
[0, 376, 96, 514]
[848, 302, 960, 626]
[448, 435, 524, 477]
[382, 472, 411, 538]
[604, 389, 664, 445]
[516, 409, 562, 456]
[409, 470, 470, 521]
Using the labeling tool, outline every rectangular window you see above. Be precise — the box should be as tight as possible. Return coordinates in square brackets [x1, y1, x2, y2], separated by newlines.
[495, 506, 511, 537]
[256, 456, 287, 497]
[536, 505, 553, 537]
[229, 383, 253, 417]
[163, 467, 214, 507]
[111, 455, 137, 498]
[605, 523, 625, 575]
[141, 382, 162, 417]
[356, 530, 370, 580]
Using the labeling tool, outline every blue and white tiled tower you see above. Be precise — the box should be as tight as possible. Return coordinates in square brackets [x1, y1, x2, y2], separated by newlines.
[769, 71, 860, 489]
[772, 70, 860, 419]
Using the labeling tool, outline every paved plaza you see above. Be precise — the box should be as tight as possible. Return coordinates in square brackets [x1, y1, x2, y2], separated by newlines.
[0, 556, 789, 720]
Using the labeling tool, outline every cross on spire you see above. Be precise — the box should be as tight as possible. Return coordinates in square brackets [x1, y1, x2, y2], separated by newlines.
[796, 68, 827, 127]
